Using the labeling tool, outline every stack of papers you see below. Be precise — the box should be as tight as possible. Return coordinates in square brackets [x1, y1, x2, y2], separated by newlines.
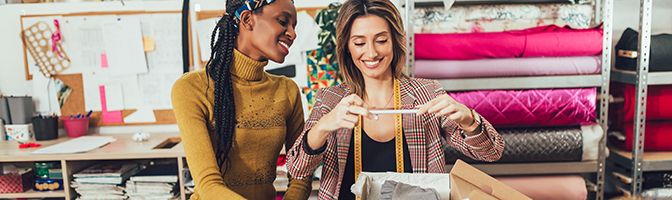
[124, 162, 179, 200]
[72, 162, 142, 200]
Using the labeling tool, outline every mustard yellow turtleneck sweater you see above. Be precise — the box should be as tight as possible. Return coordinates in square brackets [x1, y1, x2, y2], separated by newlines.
[171, 49, 311, 199]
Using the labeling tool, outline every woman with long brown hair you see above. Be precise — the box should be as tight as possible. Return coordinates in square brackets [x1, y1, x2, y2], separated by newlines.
[172, 0, 312, 199]
[286, 0, 504, 199]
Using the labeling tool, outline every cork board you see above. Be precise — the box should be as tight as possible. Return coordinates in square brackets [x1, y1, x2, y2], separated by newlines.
[21, 10, 193, 81]
[21, 10, 189, 126]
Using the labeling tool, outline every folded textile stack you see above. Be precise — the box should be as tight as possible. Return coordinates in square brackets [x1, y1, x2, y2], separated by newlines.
[71, 162, 142, 200]
[124, 162, 179, 200]
[610, 83, 672, 151]
[412, 3, 604, 166]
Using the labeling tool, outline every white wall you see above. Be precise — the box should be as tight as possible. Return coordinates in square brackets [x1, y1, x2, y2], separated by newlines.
[0, 0, 670, 133]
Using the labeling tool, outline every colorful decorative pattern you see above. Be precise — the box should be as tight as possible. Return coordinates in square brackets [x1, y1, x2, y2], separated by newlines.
[414, 3, 595, 33]
[303, 49, 342, 110]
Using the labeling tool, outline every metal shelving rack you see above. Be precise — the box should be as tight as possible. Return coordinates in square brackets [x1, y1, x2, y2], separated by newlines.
[403, 0, 613, 199]
[607, 0, 672, 197]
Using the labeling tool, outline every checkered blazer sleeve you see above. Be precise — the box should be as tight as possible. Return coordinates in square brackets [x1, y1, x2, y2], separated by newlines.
[429, 80, 505, 162]
[286, 88, 332, 180]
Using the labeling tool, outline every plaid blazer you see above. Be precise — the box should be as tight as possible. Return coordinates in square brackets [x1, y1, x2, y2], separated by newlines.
[286, 77, 504, 200]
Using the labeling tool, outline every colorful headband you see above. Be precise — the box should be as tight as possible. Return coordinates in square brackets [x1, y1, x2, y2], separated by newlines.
[234, 0, 276, 22]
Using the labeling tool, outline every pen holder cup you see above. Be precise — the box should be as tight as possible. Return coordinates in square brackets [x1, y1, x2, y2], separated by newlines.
[62, 117, 89, 138]
[32, 117, 58, 141]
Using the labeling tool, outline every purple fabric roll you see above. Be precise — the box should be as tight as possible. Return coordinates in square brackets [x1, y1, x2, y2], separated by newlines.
[449, 88, 597, 127]
[415, 56, 602, 79]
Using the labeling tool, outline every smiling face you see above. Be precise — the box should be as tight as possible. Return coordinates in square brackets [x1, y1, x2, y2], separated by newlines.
[242, 0, 297, 63]
[347, 15, 394, 80]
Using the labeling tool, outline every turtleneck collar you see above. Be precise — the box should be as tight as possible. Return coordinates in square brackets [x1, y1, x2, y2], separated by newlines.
[230, 48, 268, 81]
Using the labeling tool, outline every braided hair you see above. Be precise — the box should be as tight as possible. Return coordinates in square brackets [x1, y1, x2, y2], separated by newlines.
[205, 0, 263, 174]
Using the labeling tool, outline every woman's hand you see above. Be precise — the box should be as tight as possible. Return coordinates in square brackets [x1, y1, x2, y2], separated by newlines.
[417, 94, 478, 133]
[307, 94, 374, 150]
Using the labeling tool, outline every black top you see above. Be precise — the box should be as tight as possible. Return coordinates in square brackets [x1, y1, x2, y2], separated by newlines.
[338, 131, 413, 200]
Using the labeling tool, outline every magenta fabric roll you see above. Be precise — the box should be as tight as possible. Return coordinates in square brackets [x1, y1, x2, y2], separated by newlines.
[449, 88, 597, 127]
[497, 175, 587, 200]
[415, 56, 602, 79]
[415, 25, 603, 60]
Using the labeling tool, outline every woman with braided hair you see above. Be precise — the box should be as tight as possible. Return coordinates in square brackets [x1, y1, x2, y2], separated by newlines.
[171, 0, 312, 199]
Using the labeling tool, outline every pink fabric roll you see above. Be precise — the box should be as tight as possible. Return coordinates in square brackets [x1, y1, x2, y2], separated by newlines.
[449, 88, 597, 127]
[415, 56, 602, 79]
[497, 175, 587, 200]
[415, 25, 603, 60]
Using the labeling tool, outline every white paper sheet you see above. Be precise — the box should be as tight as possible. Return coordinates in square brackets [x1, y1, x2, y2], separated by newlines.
[116, 75, 141, 110]
[195, 18, 219, 64]
[32, 136, 116, 154]
[82, 70, 112, 111]
[32, 74, 61, 115]
[103, 82, 124, 111]
[61, 16, 113, 73]
[103, 16, 148, 76]
[140, 14, 183, 75]
[123, 107, 157, 123]
[138, 73, 180, 110]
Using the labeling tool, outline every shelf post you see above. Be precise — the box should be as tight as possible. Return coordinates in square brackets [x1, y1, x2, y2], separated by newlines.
[596, 0, 614, 198]
[632, 0, 653, 196]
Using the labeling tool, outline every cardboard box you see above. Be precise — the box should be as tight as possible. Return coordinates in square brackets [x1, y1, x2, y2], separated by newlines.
[450, 160, 531, 200]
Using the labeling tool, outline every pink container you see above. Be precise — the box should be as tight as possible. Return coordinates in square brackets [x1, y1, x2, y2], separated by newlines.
[61, 117, 89, 138]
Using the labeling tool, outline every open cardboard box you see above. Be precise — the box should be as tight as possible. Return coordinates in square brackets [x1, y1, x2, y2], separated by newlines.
[450, 160, 531, 200]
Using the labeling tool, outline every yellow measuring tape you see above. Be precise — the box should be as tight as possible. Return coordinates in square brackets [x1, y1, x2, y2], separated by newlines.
[354, 79, 404, 200]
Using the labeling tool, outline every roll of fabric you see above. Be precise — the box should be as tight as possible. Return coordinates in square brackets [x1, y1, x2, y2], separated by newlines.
[496, 175, 587, 200]
[415, 56, 601, 79]
[643, 171, 672, 189]
[446, 125, 603, 163]
[614, 121, 672, 151]
[414, 4, 594, 33]
[415, 25, 603, 60]
[611, 83, 672, 122]
[449, 88, 597, 127]
[615, 28, 672, 72]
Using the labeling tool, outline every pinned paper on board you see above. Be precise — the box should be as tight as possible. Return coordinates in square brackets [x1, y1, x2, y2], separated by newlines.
[98, 85, 123, 124]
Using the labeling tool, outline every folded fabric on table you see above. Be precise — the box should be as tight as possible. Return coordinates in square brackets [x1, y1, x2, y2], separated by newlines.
[415, 56, 601, 79]
[449, 88, 596, 127]
[613, 121, 672, 151]
[446, 125, 602, 163]
[496, 175, 587, 200]
[615, 28, 672, 72]
[415, 25, 603, 60]
[611, 83, 672, 122]
[414, 4, 594, 33]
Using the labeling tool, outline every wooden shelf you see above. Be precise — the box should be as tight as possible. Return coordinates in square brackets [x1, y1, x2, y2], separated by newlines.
[0, 189, 66, 198]
[610, 148, 672, 171]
